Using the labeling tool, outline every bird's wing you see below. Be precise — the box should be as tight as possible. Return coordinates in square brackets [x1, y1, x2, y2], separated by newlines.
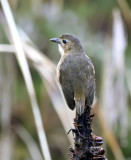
[84, 55, 95, 106]
[59, 63, 75, 110]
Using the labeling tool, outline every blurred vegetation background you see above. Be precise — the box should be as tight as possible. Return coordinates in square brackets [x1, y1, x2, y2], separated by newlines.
[0, 0, 131, 160]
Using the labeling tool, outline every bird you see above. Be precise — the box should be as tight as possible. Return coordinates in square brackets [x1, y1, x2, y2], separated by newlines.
[50, 34, 95, 115]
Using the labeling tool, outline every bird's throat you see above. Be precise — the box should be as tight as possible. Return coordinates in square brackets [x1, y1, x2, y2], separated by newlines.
[58, 44, 64, 56]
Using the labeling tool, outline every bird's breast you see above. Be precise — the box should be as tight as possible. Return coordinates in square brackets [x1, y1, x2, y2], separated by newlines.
[57, 54, 88, 84]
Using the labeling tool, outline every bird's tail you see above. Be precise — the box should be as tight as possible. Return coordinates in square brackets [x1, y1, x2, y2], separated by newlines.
[75, 98, 85, 116]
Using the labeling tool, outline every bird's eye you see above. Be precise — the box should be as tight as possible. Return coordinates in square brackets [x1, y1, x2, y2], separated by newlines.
[62, 39, 67, 44]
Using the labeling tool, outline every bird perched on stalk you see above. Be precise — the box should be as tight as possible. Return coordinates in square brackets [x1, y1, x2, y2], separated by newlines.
[50, 34, 95, 115]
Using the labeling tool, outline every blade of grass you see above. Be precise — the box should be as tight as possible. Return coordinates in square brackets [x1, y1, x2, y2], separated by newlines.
[0, 53, 14, 160]
[125, 70, 131, 98]
[15, 125, 43, 160]
[116, 0, 131, 36]
[0, 44, 14, 53]
[0, 0, 51, 159]
[112, 8, 128, 140]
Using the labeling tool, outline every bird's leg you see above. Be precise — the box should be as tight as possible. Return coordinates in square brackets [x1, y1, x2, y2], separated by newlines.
[68, 127, 86, 139]
[67, 128, 77, 134]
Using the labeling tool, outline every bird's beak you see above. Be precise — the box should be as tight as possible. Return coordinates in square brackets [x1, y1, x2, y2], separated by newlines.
[50, 38, 61, 44]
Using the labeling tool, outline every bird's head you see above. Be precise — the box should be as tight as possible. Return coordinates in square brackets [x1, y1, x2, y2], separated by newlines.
[50, 34, 84, 55]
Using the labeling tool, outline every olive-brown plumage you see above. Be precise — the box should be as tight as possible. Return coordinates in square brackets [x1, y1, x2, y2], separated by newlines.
[50, 34, 95, 115]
